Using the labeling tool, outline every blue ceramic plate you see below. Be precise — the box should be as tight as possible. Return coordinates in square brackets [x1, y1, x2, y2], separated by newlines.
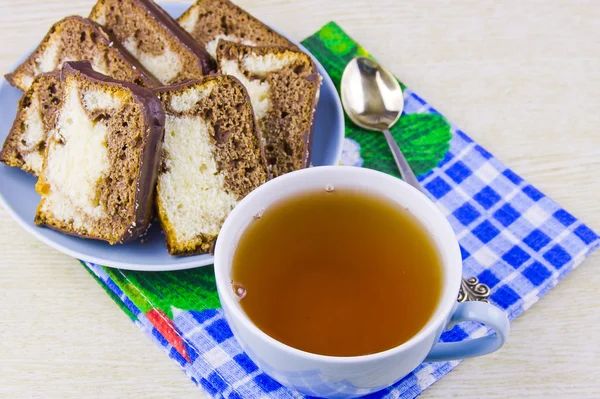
[0, 2, 344, 271]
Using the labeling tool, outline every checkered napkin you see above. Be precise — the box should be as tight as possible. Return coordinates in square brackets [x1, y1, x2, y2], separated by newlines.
[83, 22, 599, 399]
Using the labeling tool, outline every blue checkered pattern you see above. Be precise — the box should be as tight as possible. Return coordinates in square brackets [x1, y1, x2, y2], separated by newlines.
[85, 86, 598, 398]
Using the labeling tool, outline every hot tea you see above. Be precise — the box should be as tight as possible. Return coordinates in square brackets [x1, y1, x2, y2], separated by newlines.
[231, 188, 443, 357]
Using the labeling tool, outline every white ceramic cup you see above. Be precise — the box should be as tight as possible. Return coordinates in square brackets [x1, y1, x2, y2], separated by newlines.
[214, 166, 509, 398]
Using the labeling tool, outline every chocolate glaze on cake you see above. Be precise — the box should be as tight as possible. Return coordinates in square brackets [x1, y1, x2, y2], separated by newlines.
[64, 61, 165, 240]
[34, 61, 165, 243]
[89, 0, 215, 84]
[132, 0, 216, 74]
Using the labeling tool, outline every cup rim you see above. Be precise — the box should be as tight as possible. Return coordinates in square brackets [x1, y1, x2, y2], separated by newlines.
[214, 166, 462, 364]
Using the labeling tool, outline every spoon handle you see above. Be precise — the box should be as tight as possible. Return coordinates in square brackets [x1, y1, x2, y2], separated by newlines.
[382, 129, 423, 191]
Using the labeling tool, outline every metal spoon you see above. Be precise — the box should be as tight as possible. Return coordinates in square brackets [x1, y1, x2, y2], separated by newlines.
[340, 56, 490, 303]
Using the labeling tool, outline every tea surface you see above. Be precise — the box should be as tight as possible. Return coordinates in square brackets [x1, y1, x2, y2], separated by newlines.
[232, 189, 443, 356]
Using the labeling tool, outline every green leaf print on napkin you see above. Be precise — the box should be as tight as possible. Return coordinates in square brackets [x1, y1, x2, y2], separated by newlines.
[349, 113, 451, 177]
[103, 266, 220, 318]
[302, 22, 451, 176]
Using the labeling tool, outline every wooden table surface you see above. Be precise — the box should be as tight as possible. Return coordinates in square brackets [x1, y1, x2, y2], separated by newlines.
[1, 0, 599, 398]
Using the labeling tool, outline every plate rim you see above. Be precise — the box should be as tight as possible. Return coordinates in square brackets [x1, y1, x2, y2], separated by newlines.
[0, 1, 344, 271]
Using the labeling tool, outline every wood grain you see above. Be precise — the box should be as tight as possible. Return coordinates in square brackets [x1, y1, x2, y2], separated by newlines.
[0, 0, 599, 398]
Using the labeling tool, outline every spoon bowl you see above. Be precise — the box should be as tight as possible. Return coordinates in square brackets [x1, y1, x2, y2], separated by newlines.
[341, 56, 404, 131]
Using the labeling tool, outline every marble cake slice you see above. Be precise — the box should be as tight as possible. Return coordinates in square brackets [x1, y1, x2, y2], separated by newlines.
[89, 0, 215, 85]
[178, 0, 295, 59]
[0, 73, 62, 176]
[154, 75, 268, 255]
[217, 41, 320, 177]
[35, 61, 165, 244]
[5, 16, 159, 92]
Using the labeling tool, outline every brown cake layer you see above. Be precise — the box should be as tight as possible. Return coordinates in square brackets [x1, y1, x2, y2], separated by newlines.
[0, 73, 62, 176]
[89, 0, 215, 84]
[178, 0, 296, 59]
[35, 61, 165, 244]
[217, 41, 320, 177]
[5, 16, 159, 92]
[154, 75, 268, 255]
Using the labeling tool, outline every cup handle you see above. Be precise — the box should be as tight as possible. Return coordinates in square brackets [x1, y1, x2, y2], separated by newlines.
[424, 301, 510, 362]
